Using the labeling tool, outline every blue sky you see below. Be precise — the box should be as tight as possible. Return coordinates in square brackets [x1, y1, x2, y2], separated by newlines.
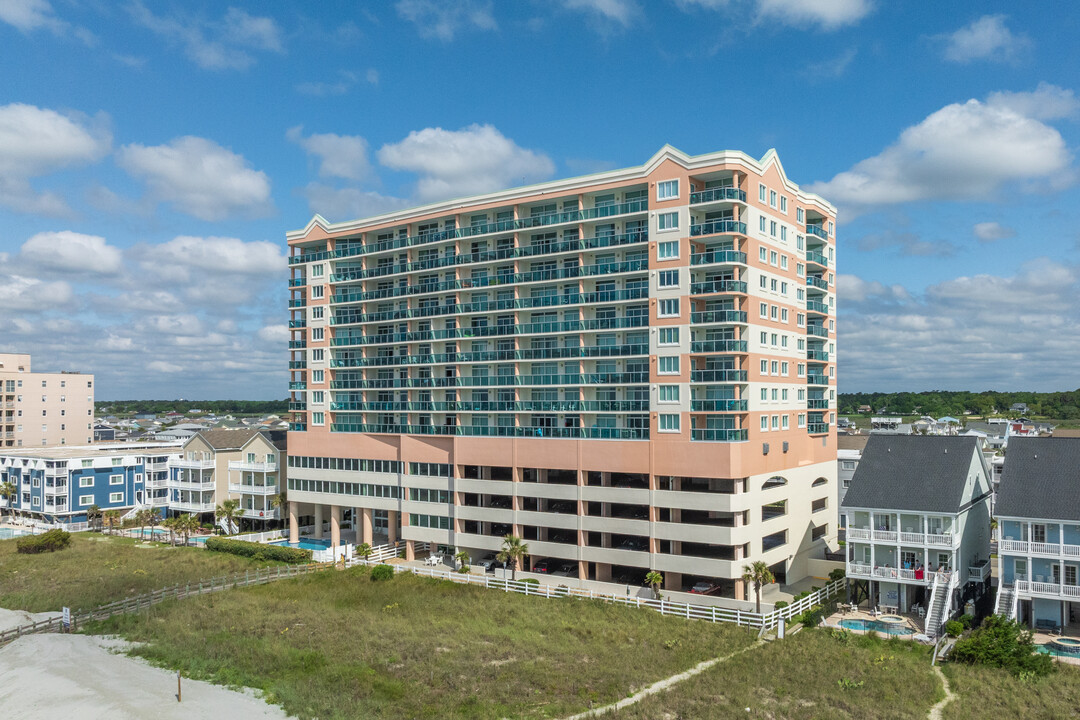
[1, 0, 1078, 399]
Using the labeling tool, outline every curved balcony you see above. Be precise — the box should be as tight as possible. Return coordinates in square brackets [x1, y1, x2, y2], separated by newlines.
[806, 276, 828, 291]
[690, 187, 746, 204]
[806, 251, 828, 268]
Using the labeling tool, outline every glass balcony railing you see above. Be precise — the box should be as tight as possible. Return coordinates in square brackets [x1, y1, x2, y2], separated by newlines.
[330, 344, 649, 369]
[330, 315, 649, 347]
[288, 320, 306, 328]
[806, 375, 830, 385]
[288, 278, 305, 287]
[806, 251, 828, 267]
[807, 422, 829, 434]
[690, 280, 747, 295]
[690, 340, 748, 353]
[690, 399, 749, 412]
[289, 423, 307, 431]
[689, 220, 748, 237]
[806, 276, 828, 291]
[806, 300, 829, 314]
[806, 225, 828, 240]
[689, 187, 747, 204]
[690, 250, 748, 266]
[329, 372, 649, 390]
[288, 340, 307, 349]
[806, 325, 829, 338]
[690, 310, 748, 324]
[289, 402, 307, 411]
[288, 361, 307, 369]
[807, 398, 829, 409]
[691, 428, 749, 442]
[329, 423, 650, 440]
[329, 400, 649, 413]
[288, 299, 306, 308]
[288, 381, 307, 390]
[805, 350, 829, 361]
[690, 369, 748, 383]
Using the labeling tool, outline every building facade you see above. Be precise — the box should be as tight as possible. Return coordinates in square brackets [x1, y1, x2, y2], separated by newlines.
[841, 436, 993, 635]
[285, 146, 838, 596]
[0, 353, 95, 449]
[167, 429, 286, 527]
[995, 437, 1080, 632]
[0, 442, 181, 524]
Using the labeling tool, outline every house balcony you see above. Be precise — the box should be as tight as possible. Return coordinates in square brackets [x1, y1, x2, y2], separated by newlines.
[228, 461, 278, 472]
[847, 527, 957, 547]
[169, 478, 216, 490]
[847, 562, 953, 586]
[172, 458, 215, 469]
[240, 507, 280, 520]
[999, 538, 1080, 559]
[228, 482, 278, 495]
[170, 499, 215, 513]
[1014, 575, 1080, 600]
[968, 562, 991, 583]
[689, 187, 747, 204]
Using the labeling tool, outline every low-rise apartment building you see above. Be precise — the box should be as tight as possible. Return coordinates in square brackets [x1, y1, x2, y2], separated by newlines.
[994, 437, 1080, 632]
[837, 434, 867, 528]
[0, 442, 181, 524]
[842, 436, 993, 635]
[168, 429, 286, 528]
[0, 353, 95, 449]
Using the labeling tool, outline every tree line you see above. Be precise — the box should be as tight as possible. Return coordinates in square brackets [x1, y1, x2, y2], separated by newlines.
[838, 390, 1080, 419]
[96, 400, 290, 416]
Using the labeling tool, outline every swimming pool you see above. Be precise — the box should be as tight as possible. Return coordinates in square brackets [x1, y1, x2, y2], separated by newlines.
[271, 538, 333, 551]
[839, 618, 915, 635]
[0, 528, 29, 540]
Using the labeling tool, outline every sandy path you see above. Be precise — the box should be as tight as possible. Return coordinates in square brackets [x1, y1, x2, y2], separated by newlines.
[0, 634, 291, 719]
[929, 664, 955, 720]
[0, 607, 62, 634]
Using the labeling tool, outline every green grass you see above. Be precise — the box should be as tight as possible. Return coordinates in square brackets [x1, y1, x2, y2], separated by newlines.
[0, 533, 277, 612]
[88, 567, 754, 719]
[942, 661, 1080, 719]
[610, 628, 941, 720]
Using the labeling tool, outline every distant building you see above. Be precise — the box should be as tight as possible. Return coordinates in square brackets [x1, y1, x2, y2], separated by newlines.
[0, 353, 95, 449]
[93, 424, 116, 442]
[1010, 403, 1029, 415]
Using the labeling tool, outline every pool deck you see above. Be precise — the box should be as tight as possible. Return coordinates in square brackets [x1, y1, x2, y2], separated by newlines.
[824, 608, 924, 638]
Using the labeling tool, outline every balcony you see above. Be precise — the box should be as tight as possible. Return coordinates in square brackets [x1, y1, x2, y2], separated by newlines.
[289, 402, 307, 411]
[690, 339, 748, 353]
[288, 320, 306, 328]
[806, 350, 829, 361]
[228, 460, 278, 472]
[1014, 575, 1080, 600]
[288, 278, 305, 287]
[807, 375, 829, 386]
[689, 250, 747, 266]
[806, 251, 828, 268]
[228, 482, 278, 495]
[847, 562, 951, 586]
[806, 300, 830, 315]
[806, 325, 829, 338]
[968, 562, 991, 582]
[289, 361, 307, 369]
[690, 280, 747, 295]
[690, 369, 748, 383]
[171, 458, 215, 469]
[289, 340, 307, 349]
[690, 399, 749, 412]
[807, 398, 829, 409]
[169, 477, 216, 490]
[689, 187, 747, 204]
[806, 276, 828, 291]
[807, 423, 829, 434]
[690, 428, 749, 442]
[240, 507, 280, 520]
[999, 539, 1080, 558]
[289, 381, 307, 390]
[288, 299, 306, 308]
[848, 527, 956, 547]
[330, 423, 650, 440]
[689, 220, 747, 237]
[690, 310, 748, 324]
[171, 500, 215, 513]
[289, 423, 307, 432]
[806, 225, 828, 240]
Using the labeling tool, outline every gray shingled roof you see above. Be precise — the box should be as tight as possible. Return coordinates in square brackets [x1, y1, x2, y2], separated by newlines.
[996, 437, 1080, 522]
[841, 435, 982, 513]
[195, 428, 261, 450]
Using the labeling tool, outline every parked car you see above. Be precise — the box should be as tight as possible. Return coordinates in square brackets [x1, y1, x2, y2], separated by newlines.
[689, 581, 715, 594]
[531, 558, 556, 573]
[488, 496, 512, 509]
[551, 561, 579, 578]
[617, 537, 648, 551]
[548, 500, 575, 514]
[475, 554, 504, 572]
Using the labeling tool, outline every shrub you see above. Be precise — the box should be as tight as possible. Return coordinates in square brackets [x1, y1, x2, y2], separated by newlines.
[944, 620, 964, 637]
[829, 568, 846, 582]
[203, 537, 311, 564]
[798, 606, 824, 627]
[370, 564, 395, 581]
[951, 615, 1055, 677]
[15, 529, 72, 554]
[774, 601, 788, 610]
[522, 578, 539, 586]
[959, 613, 975, 629]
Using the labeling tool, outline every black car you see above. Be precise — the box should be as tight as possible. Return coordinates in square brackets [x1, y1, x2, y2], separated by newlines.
[531, 558, 556, 573]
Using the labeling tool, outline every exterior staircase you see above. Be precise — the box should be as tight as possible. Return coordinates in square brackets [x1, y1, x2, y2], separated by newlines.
[924, 575, 951, 636]
[995, 585, 1015, 617]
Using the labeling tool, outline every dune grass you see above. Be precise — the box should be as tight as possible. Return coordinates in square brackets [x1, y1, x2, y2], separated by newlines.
[942, 661, 1080, 720]
[0, 533, 275, 612]
[88, 566, 754, 719]
[610, 627, 941, 720]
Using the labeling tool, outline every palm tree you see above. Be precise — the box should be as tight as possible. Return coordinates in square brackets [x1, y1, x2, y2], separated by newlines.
[496, 534, 528, 581]
[357, 542, 373, 565]
[455, 550, 470, 572]
[146, 507, 161, 540]
[103, 510, 122, 536]
[85, 504, 102, 532]
[645, 570, 664, 600]
[270, 489, 288, 526]
[161, 516, 177, 546]
[742, 561, 776, 614]
[134, 508, 149, 540]
[0, 481, 15, 522]
[175, 513, 199, 545]
[215, 498, 242, 535]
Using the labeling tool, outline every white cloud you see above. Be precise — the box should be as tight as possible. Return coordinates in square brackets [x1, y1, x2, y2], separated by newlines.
[147, 360, 184, 373]
[377, 123, 555, 202]
[19, 231, 123, 275]
[841, 261, 1080, 391]
[298, 184, 411, 223]
[0, 0, 64, 33]
[0, 274, 73, 312]
[133, 235, 285, 277]
[395, 0, 497, 41]
[129, 2, 284, 71]
[802, 48, 857, 80]
[295, 69, 378, 97]
[560, 0, 639, 28]
[287, 126, 373, 182]
[972, 222, 1015, 242]
[854, 230, 956, 257]
[986, 83, 1080, 121]
[256, 324, 289, 344]
[137, 314, 205, 337]
[0, 102, 111, 215]
[808, 89, 1073, 217]
[940, 15, 1028, 64]
[756, 0, 871, 29]
[117, 136, 272, 221]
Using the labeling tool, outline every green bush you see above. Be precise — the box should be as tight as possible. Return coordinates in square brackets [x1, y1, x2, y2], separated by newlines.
[203, 537, 311, 564]
[798, 605, 824, 627]
[829, 568, 846, 582]
[370, 564, 395, 581]
[15, 529, 72, 554]
[774, 601, 788, 610]
[522, 578, 539, 585]
[959, 613, 975, 629]
[951, 615, 1055, 677]
[945, 620, 964, 637]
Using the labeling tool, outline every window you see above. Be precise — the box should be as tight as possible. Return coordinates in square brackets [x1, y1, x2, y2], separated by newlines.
[781, 309, 788, 323]
[812, 524, 827, 541]
[312, 306, 324, 319]
[658, 385, 680, 403]
[79, 495, 94, 507]
[760, 359, 768, 374]
[781, 388, 788, 400]
[759, 275, 767, 289]
[760, 416, 768, 431]
[798, 413, 806, 427]
[760, 388, 768, 401]
[657, 212, 678, 231]
[782, 415, 789, 429]
[813, 476, 830, 485]
[658, 356, 680, 374]
[311, 390, 324, 403]
[769, 221, 777, 237]
[109, 474, 123, 485]
[781, 361, 789, 375]
[797, 363, 806, 377]
[312, 327, 324, 341]
[81, 459, 92, 468]
[658, 299, 679, 317]
[796, 262, 804, 277]
[758, 246, 767, 262]
[311, 285, 324, 299]
[658, 414, 680, 432]
[769, 190, 777, 208]
[829, 221, 834, 235]
[312, 370, 324, 383]
[769, 250, 778, 265]
[759, 184, 766, 202]
[772, 415, 780, 429]
[759, 331, 768, 344]
[658, 240, 679, 259]
[780, 281, 788, 294]
[311, 349, 324, 361]
[759, 216, 766, 232]
[771, 278, 778, 291]
[771, 361, 779, 374]
[759, 302, 767, 317]
[658, 327, 679, 345]
[780, 226, 787, 242]
[797, 313, 805, 327]
[812, 498, 827, 513]
[770, 305, 778, 320]
[797, 208, 804, 223]
[771, 389, 778, 400]
[657, 179, 679, 200]
[79, 476, 93, 487]
[312, 412, 325, 425]
[780, 196, 787, 213]
[658, 269, 679, 288]
[109, 492, 123, 503]
[780, 255, 788, 270]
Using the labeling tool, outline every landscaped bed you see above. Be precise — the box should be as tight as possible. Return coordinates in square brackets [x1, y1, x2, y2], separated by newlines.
[610, 627, 941, 720]
[0, 532, 278, 612]
[87, 565, 754, 720]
